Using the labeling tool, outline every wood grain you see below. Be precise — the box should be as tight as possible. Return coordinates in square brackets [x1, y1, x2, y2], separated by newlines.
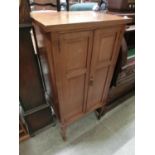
[31, 11, 132, 31]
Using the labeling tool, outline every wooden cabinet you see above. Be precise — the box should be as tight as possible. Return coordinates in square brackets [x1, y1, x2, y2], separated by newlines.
[31, 11, 131, 140]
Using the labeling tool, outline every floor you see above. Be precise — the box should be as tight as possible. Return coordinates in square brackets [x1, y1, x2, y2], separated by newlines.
[20, 96, 135, 155]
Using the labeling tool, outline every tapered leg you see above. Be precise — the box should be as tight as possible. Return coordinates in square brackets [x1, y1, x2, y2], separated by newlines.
[95, 107, 106, 120]
[98, 109, 106, 120]
[60, 124, 67, 141]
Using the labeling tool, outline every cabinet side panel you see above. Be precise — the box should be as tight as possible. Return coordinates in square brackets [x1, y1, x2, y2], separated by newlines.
[37, 30, 61, 119]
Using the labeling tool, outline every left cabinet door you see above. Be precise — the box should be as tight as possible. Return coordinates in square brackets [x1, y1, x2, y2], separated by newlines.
[52, 31, 93, 123]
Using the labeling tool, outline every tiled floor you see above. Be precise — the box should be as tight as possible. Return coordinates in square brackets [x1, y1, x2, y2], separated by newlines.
[20, 96, 135, 155]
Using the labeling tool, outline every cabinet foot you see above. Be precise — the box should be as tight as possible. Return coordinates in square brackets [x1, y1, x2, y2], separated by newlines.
[60, 125, 67, 141]
[98, 110, 106, 120]
[30, 133, 35, 137]
[95, 107, 106, 120]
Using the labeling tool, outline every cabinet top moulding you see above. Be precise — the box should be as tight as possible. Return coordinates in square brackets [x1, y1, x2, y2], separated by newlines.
[31, 11, 132, 32]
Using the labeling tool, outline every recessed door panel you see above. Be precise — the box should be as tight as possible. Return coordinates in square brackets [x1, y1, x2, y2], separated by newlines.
[87, 67, 109, 108]
[65, 38, 88, 71]
[62, 75, 86, 121]
[98, 35, 116, 62]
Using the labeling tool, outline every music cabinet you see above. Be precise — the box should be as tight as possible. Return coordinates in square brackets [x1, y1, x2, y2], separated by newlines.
[31, 11, 131, 140]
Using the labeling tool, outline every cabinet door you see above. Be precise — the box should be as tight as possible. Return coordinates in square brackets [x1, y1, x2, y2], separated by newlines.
[86, 27, 122, 111]
[53, 31, 93, 122]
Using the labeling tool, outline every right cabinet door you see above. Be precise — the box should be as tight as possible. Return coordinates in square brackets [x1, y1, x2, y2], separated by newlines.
[86, 27, 122, 111]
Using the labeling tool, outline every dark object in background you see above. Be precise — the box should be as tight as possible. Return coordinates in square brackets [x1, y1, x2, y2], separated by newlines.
[29, 0, 69, 11]
[93, 0, 108, 11]
[19, 106, 30, 142]
[96, 12, 135, 118]
[108, 0, 135, 12]
[19, 0, 54, 136]
[19, 27, 46, 111]
[19, 0, 31, 24]
[23, 106, 53, 134]
[19, 26, 54, 135]
[98, 0, 108, 11]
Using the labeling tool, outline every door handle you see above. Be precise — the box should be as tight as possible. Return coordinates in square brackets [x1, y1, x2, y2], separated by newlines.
[89, 77, 94, 86]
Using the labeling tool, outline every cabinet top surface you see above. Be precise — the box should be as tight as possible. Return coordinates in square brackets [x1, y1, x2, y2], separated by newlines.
[31, 11, 132, 31]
